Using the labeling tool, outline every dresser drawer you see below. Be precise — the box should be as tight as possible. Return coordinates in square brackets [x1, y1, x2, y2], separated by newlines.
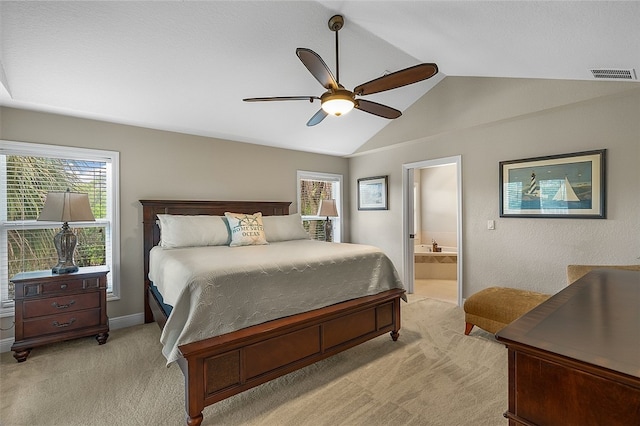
[23, 292, 101, 319]
[22, 309, 102, 339]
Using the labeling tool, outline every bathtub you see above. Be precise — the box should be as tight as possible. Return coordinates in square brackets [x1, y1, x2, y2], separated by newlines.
[414, 244, 457, 280]
[414, 244, 457, 254]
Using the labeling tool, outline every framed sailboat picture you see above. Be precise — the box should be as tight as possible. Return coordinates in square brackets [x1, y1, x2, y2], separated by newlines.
[500, 150, 606, 218]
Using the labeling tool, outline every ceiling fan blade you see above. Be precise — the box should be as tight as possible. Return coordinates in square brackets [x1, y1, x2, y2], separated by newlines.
[243, 96, 319, 102]
[296, 48, 339, 90]
[307, 109, 328, 126]
[354, 63, 438, 96]
[355, 99, 402, 119]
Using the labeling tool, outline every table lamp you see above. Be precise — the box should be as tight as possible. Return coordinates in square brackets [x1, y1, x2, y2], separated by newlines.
[317, 199, 338, 242]
[37, 189, 95, 274]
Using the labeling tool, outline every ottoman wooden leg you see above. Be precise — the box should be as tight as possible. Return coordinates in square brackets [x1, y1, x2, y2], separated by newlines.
[465, 322, 474, 335]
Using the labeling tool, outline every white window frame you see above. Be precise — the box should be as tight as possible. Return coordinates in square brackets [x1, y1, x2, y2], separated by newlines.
[296, 170, 343, 242]
[0, 140, 120, 316]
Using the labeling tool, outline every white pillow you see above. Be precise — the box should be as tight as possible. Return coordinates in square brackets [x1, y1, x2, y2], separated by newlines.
[262, 213, 310, 242]
[224, 212, 268, 247]
[157, 214, 230, 248]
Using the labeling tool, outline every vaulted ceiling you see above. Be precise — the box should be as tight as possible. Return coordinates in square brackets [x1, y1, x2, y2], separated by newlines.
[1, 1, 638, 156]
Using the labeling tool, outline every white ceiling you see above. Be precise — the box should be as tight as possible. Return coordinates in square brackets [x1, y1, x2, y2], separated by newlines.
[1, 1, 638, 156]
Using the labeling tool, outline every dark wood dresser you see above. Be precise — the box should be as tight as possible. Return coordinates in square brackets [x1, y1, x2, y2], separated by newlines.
[10, 266, 110, 362]
[495, 269, 640, 426]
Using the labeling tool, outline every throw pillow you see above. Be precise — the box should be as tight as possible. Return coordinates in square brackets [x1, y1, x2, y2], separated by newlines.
[224, 212, 268, 247]
[262, 213, 310, 242]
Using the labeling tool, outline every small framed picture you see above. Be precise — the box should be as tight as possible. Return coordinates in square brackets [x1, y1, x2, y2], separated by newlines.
[358, 176, 388, 210]
[500, 149, 606, 218]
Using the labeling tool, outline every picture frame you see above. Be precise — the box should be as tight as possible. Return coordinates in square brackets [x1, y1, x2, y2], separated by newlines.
[358, 176, 388, 210]
[500, 149, 606, 218]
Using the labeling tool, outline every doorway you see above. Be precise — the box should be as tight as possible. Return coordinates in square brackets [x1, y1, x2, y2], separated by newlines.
[402, 156, 462, 306]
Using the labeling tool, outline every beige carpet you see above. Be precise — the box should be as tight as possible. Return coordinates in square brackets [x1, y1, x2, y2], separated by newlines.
[413, 279, 458, 304]
[0, 295, 507, 426]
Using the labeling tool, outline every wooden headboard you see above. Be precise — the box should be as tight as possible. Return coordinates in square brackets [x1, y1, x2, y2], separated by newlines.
[139, 200, 291, 323]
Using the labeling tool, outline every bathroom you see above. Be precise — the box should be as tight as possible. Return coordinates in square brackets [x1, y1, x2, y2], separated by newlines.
[413, 163, 459, 304]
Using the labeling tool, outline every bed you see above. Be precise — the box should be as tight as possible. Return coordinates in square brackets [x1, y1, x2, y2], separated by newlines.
[141, 199, 406, 426]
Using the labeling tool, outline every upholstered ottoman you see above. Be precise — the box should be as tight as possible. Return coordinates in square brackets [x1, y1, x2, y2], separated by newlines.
[463, 287, 551, 335]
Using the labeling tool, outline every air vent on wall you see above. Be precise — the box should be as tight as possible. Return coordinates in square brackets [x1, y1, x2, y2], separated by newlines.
[590, 68, 637, 80]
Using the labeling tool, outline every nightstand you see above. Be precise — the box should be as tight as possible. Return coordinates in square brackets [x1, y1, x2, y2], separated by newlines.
[10, 266, 110, 362]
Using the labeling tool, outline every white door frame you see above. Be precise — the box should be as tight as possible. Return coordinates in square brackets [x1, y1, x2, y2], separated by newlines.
[402, 155, 463, 306]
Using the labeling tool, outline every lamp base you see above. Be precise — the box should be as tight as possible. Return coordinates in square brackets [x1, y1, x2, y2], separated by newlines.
[52, 222, 79, 274]
[324, 217, 332, 242]
[52, 264, 79, 274]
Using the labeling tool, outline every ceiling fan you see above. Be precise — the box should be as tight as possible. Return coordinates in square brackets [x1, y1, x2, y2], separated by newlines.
[243, 15, 438, 127]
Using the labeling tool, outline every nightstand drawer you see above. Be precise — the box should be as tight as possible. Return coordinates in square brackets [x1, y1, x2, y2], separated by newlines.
[40, 277, 101, 294]
[23, 309, 102, 339]
[23, 292, 100, 319]
[23, 277, 103, 297]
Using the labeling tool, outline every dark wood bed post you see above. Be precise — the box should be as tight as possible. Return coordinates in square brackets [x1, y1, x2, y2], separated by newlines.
[141, 205, 157, 324]
[391, 295, 401, 341]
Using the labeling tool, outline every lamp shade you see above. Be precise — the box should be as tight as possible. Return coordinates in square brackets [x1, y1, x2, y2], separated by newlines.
[37, 190, 95, 223]
[317, 199, 338, 217]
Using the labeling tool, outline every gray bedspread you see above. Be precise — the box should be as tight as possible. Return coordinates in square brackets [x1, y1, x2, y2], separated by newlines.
[149, 239, 405, 364]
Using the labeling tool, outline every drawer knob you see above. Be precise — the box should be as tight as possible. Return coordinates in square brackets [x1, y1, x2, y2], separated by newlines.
[60, 284, 68, 289]
[51, 300, 76, 309]
[52, 318, 76, 328]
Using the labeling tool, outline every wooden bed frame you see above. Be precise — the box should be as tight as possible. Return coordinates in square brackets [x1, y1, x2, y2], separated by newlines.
[140, 200, 405, 426]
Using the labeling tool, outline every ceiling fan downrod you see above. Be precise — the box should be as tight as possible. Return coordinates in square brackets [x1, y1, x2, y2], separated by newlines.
[328, 15, 344, 84]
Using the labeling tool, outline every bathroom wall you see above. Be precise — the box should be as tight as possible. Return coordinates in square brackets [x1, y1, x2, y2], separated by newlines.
[419, 164, 458, 251]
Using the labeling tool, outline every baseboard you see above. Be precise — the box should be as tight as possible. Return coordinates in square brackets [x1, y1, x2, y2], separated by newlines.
[0, 312, 145, 354]
[0, 336, 14, 354]
[109, 312, 145, 330]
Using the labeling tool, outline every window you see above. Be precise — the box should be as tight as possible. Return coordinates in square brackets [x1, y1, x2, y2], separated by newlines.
[0, 141, 120, 313]
[297, 170, 342, 242]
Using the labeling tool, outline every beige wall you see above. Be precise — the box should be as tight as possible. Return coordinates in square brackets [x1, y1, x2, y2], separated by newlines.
[0, 108, 349, 340]
[349, 77, 640, 298]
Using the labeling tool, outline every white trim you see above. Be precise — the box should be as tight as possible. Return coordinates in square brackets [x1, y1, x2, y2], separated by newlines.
[0, 311, 145, 353]
[402, 156, 463, 306]
[0, 140, 117, 162]
[107, 150, 121, 300]
[108, 312, 144, 330]
[404, 168, 416, 292]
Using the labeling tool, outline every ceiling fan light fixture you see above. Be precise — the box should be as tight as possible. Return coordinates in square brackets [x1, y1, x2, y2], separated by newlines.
[321, 90, 355, 116]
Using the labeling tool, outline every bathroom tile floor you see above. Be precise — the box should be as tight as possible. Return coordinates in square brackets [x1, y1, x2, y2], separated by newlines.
[413, 279, 458, 305]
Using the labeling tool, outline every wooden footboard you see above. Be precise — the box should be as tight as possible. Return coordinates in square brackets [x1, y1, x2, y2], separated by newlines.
[149, 287, 403, 426]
